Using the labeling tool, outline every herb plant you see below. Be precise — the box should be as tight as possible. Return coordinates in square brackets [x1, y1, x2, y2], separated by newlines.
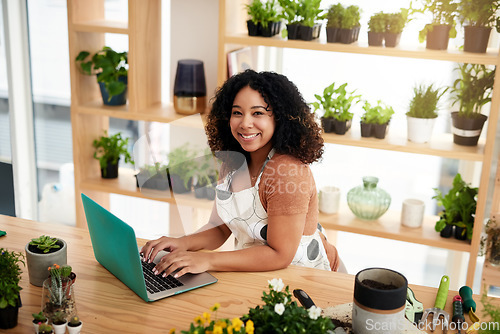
[406, 83, 446, 119]
[75, 46, 128, 101]
[93, 131, 133, 175]
[246, 0, 280, 29]
[297, 0, 323, 27]
[361, 100, 395, 124]
[325, 3, 344, 28]
[278, 0, 300, 24]
[312, 82, 361, 122]
[368, 12, 387, 33]
[386, 9, 410, 33]
[459, 0, 500, 29]
[433, 173, 478, 240]
[0, 248, 25, 309]
[167, 144, 199, 188]
[340, 5, 361, 29]
[29, 235, 61, 254]
[412, 0, 459, 42]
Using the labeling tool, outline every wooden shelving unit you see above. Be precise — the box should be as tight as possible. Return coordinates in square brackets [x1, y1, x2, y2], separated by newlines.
[217, 0, 500, 287]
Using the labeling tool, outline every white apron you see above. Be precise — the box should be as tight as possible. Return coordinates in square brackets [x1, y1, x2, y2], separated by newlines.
[215, 150, 331, 271]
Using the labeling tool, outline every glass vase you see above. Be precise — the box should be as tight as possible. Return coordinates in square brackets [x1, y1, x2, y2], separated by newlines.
[347, 176, 391, 220]
[487, 226, 500, 266]
[41, 277, 77, 320]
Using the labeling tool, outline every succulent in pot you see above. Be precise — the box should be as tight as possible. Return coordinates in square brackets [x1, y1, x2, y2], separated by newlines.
[25, 235, 67, 287]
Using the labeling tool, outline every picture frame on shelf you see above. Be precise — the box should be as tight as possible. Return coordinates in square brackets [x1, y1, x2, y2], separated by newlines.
[227, 47, 254, 78]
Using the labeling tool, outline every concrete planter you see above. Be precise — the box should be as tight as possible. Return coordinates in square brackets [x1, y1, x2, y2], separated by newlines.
[25, 239, 67, 287]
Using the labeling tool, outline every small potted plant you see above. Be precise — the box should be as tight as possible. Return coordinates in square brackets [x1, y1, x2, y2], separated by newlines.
[67, 315, 83, 334]
[25, 235, 67, 287]
[296, 0, 324, 41]
[459, 0, 500, 53]
[75, 46, 128, 106]
[136, 163, 170, 191]
[360, 100, 395, 139]
[406, 83, 447, 143]
[93, 130, 133, 179]
[50, 311, 68, 334]
[33, 311, 48, 333]
[245, 0, 281, 37]
[385, 8, 410, 47]
[449, 63, 494, 146]
[38, 323, 54, 334]
[433, 173, 478, 240]
[312, 82, 361, 135]
[413, 0, 459, 50]
[167, 144, 198, 194]
[278, 0, 301, 39]
[193, 150, 219, 200]
[484, 218, 500, 266]
[339, 5, 361, 44]
[325, 3, 344, 43]
[0, 248, 25, 330]
[42, 264, 76, 320]
[367, 12, 387, 46]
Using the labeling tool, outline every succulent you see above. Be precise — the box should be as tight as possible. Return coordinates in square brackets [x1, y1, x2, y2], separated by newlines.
[68, 315, 82, 327]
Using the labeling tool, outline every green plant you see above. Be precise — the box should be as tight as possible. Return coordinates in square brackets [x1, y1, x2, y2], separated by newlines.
[194, 149, 219, 188]
[433, 173, 478, 240]
[368, 12, 387, 33]
[0, 249, 25, 309]
[312, 82, 361, 122]
[406, 83, 447, 118]
[46, 264, 73, 310]
[478, 292, 500, 333]
[298, 0, 324, 27]
[68, 315, 81, 327]
[92, 130, 133, 176]
[278, 0, 300, 24]
[459, 0, 500, 29]
[75, 46, 128, 101]
[479, 219, 500, 264]
[246, 0, 280, 29]
[412, 0, 459, 42]
[33, 311, 47, 323]
[361, 100, 395, 124]
[386, 9, 410, 33]
[340, 5, 361, 29]
[167, 144, 199, 188]
[450, 63, 495, 118]
[325, 3, 344, 28]
[38, 323, 53, 334]
[29, 235, 61, 254]
[51, 311, 67, 325]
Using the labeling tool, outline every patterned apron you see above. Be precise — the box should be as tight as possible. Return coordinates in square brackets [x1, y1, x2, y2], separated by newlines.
[215, 150, 331, 271]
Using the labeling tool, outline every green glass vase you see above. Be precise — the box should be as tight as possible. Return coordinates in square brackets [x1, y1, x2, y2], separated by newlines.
[347, 176, 391, 220]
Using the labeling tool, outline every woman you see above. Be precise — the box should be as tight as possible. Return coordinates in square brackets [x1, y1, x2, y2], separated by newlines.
[141, 70, 345, 278]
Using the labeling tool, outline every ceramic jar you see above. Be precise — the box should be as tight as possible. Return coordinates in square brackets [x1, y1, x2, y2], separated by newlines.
[347, 176, 391, 220]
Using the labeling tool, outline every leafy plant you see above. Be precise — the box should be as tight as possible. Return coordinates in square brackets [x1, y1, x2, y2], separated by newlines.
[167, 144, 199, 188]
[340, 5, 361, 29]
[312, 82, 361, 122]
[368, 12, 387, 33]
[361, 100, 395, 124]
[92, 130, 133, 175]
[298, 0, 323, 27]
[194, 149, 219, 188]
[411, 0, 459, 42]
[246, 0, 281, 29]
[478, 292, 500, 333]
[38, 323, 53, 334]
[449, 63, 495, 118]
[459, 0, 500, 29]
[325, 3, 344, 28]
[278, 0, 300, 24]
[29, 235, 61, 254]
[406, 83, 447, 118]
[51, 311, 67, 325]
[33, 311, 47, 323]
[75, 46, 128, 101]
[433, 173, 478, 240]
[0, 248, 25, 309]
[386, 9, 410, 33]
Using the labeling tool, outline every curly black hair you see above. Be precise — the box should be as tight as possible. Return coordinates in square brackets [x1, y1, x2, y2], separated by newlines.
[206, 70, 324, 165]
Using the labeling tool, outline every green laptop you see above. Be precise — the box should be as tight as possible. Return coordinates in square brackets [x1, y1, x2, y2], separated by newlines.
[81, 193, 218, 302]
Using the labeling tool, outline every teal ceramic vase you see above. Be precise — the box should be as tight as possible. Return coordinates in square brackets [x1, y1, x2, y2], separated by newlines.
[347, 176, 391, 220]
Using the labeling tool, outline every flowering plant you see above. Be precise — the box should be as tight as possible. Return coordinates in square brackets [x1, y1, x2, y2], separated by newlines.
[172, 278, 334, 334]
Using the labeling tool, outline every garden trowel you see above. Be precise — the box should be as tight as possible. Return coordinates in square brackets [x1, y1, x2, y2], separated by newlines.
[421, 275, 450, 332]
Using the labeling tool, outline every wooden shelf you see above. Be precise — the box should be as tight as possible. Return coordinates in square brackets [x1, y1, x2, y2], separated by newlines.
[323, 131, 485, 161]
[225, 33, 500, 65]
[80, 168, 214, 210]
[319, 206, 471, 252]
[72, 20, 128, 34]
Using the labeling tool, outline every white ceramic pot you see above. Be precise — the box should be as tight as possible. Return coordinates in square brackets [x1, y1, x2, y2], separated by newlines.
[67, 322, 83, 334]
[52, 322, 67, 334]
[319, 186, 341, 214]
[406, 116, 437, 144]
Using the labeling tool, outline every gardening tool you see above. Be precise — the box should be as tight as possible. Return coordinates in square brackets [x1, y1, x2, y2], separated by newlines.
[452, 295, 465, 334]
[458, 286, 481, 334]
[421, 275, 450, 332]
[293, 289, 316, 309]
[406, 287, 424, 324]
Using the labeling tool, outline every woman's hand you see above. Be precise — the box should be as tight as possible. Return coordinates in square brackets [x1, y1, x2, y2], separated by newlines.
[140, 236, 187, 264]
[153, 250, 212, 278]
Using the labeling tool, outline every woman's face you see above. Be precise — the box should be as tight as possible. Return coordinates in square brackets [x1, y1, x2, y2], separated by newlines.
[230, 85, 276, 154]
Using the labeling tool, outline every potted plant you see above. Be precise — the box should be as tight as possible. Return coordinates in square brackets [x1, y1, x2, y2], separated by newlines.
[433, 173, 478, 240]
[484, 218, 500, 266]
[406, 83, 447, 143]
[93, 130, 133, 179]
[193, 150, 219, 200]
[367, 12, 387, 46]
[25, 235, 67, 287]
[0, 248, 24, 330]
[360, 100, 395, 139]
[459, 0, 500, 53]
[312, 82, 361, 135]
[278, 0, 300, 39]
[325, 3, 344, 43]
[385, 8, 410, 47]
[38, 323, 54, 334]
[296, 0, 324, 41]
[413, 0, 459, 50]
[67, 315, 83, 334]
[449, 63, 494, 146]
[167, 144, 198, 194]
[50, 311, 68, 334]
[339, 5, 361, 44]
[136, 163, 170, 191]
[42, 264, 76, 320]
[33, 311, 48, 333]
[245, 0, 281, 37]
[75, 46, 128, 106]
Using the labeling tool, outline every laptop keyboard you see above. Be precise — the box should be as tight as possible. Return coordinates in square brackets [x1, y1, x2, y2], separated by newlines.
[141, 261, 184, 294]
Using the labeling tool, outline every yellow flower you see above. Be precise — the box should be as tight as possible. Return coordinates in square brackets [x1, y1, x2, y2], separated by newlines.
[215, 320, 227, 328]
[213, 325, 223, 334]
[194, 316, 203, 325]
[203, 312, 211, 324]
[231, 318, 243, 331]
[227, 326, 233, 334]
[246, 320, 254, 334]
[169, 329, 176, 334]
[211, 303, 220, 312]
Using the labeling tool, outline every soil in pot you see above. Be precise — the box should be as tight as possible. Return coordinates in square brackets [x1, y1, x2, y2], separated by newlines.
[426, 25, 451, 50]
[464, 26, 491, 53]
[361, 279, 398, 290]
